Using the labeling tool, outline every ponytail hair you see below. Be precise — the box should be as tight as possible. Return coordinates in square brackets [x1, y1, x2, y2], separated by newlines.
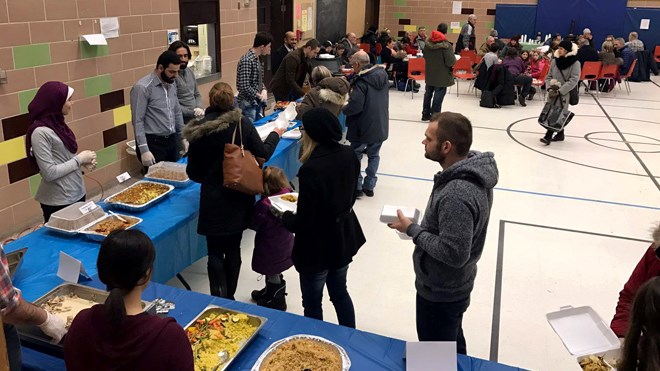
[97, 229, 155, 329]
[619, 276, 660, 371]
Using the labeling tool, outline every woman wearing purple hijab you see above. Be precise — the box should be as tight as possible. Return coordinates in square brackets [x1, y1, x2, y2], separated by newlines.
[26, 81, 97, 222]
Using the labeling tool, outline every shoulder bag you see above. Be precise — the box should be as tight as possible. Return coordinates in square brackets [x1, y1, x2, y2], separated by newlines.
[539, 95, 573, 132]
[223, 122, 264, 195]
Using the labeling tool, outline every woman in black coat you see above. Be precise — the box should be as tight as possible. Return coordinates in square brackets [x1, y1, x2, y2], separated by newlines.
[281, 108, 366, 328]
[184, 82, 284, 299]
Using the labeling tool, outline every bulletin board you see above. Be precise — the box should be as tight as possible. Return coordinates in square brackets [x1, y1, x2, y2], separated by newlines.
[295, 1, 316, 40]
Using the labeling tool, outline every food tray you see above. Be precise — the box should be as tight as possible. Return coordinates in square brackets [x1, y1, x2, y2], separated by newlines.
[251, 334, 351, 371]
[79, 214, 143, 242]
[44, 202, 106, 235]
[17, 283, 154, 353]
[6, 247, 27, 278]
[144, 161, 192, 188]
[185, 305, 267, 371]
[268, 192, 298, 214]
[103, 181, 174, 212]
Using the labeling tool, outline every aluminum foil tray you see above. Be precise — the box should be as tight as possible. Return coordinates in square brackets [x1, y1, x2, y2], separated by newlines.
[103, 181, 174, 212]
[79, 214, 143, 242]
[144, 161, 192, 188]
[251, 334, 351, 371]
[7, 247, 27, 279]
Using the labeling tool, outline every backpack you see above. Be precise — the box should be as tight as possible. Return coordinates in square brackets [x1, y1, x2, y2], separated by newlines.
[479, 91, 499, 108]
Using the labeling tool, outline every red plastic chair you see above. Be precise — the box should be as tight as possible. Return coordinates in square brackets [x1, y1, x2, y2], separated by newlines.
[532, 62, 551, 100]
[580, 61, 602, 98]
[460, 49, 477, 65]
[654, 45, 660, 63]
[598, 64, 619, 94]
[359, 43, 371, 53]
[452, 57, 476, 96]
[619, 59, 637, 95]
[375, 43, 383, 56]
[405, 57, 426, 99]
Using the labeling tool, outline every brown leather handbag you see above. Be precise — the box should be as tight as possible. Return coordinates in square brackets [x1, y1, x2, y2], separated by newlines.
[223, 122, 264, 195]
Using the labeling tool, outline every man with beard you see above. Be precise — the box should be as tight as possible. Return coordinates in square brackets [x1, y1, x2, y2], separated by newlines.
[270, 39, 321, 101]
[271, 31, 297, 75]
[130, 51, 185, 169]
[168, 41, 204, 123]
[388, 112, 498, 355]
[237, 32, 272, 124]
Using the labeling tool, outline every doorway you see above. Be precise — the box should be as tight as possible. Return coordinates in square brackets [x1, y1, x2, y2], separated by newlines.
[364, 0, 380, 33]
[258, 0, 293, 84]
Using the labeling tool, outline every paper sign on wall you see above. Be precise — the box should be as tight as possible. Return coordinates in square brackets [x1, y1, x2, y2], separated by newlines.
[451, 22, 460, 29]
[168, 29, 180, 44]
[640, 19, 650, 30]
[301, 10, 308, 32]
[100, 17, 119, 39]
[404, 25, 417, 32]
[307, 6, 313, 31]
[452, 1, 462, 15]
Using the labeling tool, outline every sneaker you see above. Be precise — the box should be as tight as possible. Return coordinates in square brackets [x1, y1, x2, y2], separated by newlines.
[539, 137, 551, 145]
[363, 189, 374, 197]
[421, 115, 431, 121]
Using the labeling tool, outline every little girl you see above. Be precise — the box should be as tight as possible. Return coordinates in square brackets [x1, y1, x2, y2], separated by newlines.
[249, 167, 294, 311]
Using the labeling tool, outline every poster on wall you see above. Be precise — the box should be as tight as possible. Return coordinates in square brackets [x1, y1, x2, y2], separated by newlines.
[168, 29, 180, 44]
[307, 6, 313, 31]
[452, 1, 462, 15]
[100, 17, 119, 39]
[640, 19, 650, 30]
[301, 10, 308, 32]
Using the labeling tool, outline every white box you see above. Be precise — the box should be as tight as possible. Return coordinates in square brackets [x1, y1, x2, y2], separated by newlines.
[547, 305, 621, 369]
[379, 205, 421, 224]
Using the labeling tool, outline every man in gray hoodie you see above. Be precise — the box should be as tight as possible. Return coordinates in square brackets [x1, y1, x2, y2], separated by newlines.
[389, 112, 498, 355]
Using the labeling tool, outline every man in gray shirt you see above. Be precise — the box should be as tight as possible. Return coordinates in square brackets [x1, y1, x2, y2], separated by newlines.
[389, 112, 498, 355]
[168, 41, 204, 123]
[131, 51, 185, 168]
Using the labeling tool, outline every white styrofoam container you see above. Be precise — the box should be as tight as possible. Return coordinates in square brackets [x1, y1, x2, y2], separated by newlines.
[547, 306, 621, 368]
[269, 192, 298, 214]
[379, 205, 421, 224]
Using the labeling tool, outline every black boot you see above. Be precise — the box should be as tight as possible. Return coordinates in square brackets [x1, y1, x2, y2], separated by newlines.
[208, 255, 227, 298]
[257, 280, 287, 311]
[518, 95, 527, 106]
[224, 259, 242, 301]
[251, 274, 283, 301]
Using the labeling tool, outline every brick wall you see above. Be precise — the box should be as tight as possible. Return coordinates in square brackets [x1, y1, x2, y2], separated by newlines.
[0, 0, 256, 239]
[378, 0, 657, 44]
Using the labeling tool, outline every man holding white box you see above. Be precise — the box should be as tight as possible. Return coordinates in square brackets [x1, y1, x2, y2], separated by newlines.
[388, 112, 498, 355]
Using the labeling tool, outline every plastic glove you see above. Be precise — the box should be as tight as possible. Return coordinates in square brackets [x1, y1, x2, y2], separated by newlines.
[260, 89, 268, 102]
[182, 139, 190, 154]
[76, 150, 96, 165]
[38, 311, 67, 343]
[193, 107, 205, 117]
[141, 151, 156, 167]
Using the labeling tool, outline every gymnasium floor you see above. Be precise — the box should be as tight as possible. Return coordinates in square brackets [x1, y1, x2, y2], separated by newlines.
[167, 75, 660, 370]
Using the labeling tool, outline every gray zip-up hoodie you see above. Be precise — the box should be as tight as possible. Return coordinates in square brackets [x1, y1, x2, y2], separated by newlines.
[407, 151, 499, 303]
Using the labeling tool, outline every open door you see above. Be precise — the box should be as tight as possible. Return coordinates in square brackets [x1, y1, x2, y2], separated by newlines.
[365, 0, 380, 33]
[258, 0, 293, 85]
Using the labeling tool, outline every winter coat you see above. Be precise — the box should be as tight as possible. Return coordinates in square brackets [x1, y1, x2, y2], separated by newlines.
[630, 50, 659, 82]
[502, 56, 526, 76]
[477, 42, 491, 57]
[184, 108, 280, 236]
[610, 245, 660, 337]
[618, 45, 636, 75]
[546, 43, 581, 108]
[282, 143, 365, 274]
[407, 151, 499, 302]
[423, 34, 456, 87]
[529, 58, 548, 79]
[499, 43, 523, 59]
[296, 77, 350, 120]
[477, 64, 515, 106]
[598, 51, 622, 66]
[343, 64, 389, 144]
[576, 45, 599, 66]
[271, 44, 291, 76]
[270, 48, 312, 101]
[361, 30, 377, 53]
[455, 22, 476, 53]
[250, 188, 294, 275]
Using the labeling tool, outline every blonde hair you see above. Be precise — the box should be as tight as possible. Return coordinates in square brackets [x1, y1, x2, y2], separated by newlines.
[629, 32, 638, 41]
[310, 66, 332, 87]
[262, 167, 289, 196]
[299, 132, 318, 163]
[602, 41, 614, 53]
[209, 82, 234, 110]
[653, 222, 660, 247]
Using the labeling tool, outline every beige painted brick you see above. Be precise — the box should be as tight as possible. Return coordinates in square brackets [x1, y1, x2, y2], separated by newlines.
[77, 0, 105, 18]
[108, 35, 132, 55]
[71, 96, 101, 121]
[0, 93, 19, 120]
[132, 66, 152, 81]
[30, 21, 66, 44]
[0, 0, 8, 23]
[97, 53, 124, 74]
[170, 0, 178, 12]
[143, 47, 164, 66]
[77, 132, 104, 152]
[7, 0, 46, 22]
[68, 58, 98, 81]
[151, 0, 170, 13]
[110, 70, 135, 90]
[0, 207, 16, 241]
[122, 50, 146, 70]
[0, 23, 31, 48]
[50, 40, 81, 63]
[130, 0, 151, 15]
[106, 0, 130, 17]
[119, 16, 144, 35]
[0, 47, 13, 70]
[132, 32, 154, 50]
[0, 68, 36, 95]
[152, 30, 168, 48]
[0, 165, 8, 188]
[44, 0, 77, 20]
[12, 197, 42, 229]
[142, 15, 163, 31]
[0, 180, 30, 211]
[63, 19, 94, 41]
[162, 13, 179, 29]
[35, 62, 70, 86]
[67, 79, 85, 98]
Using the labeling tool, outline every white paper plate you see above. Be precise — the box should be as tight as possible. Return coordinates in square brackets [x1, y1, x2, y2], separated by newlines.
[282, 128, 302, 140]
[268, 192, 298, 214]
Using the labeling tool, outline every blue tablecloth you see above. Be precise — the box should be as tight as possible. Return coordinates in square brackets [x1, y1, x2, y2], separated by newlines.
[17, 278, 524, 371]
[254, 111, 302, 181]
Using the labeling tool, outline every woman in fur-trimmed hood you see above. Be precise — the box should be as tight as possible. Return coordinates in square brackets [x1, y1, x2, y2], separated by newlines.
[184, 82, 284, 299]
[540, 40, 581, 145]
[296, 66, 350, 120]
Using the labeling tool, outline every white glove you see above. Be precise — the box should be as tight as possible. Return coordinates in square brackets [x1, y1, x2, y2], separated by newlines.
[76, 150, 96, 165]
[141, 151, 156, 167]
[260, 89, 268, 102]
[38, 311, 67, 343]
[182, 139, 189, 154]
[193, 107, 205, 117]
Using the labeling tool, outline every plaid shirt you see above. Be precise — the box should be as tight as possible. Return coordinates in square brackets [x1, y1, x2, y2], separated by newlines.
[236, 49, 264, 105]
[0, 246, 20, 315]
[626, 39, 644, 53]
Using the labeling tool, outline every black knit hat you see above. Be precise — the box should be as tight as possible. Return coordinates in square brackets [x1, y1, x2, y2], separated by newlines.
[558, 40, 573, 52]
[301, 108, 342, 144]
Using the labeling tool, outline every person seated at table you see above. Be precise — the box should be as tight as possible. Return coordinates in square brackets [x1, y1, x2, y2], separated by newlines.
[296, 66, 350, 120]
[577, 38, 599, 67]
[598, 41, 622, 92]
[25, 82, 97, 222]
[279, 108, 365, 329]
[477, 36, 495, 57]
[520, 50, 531, 71]
[499, 35, 523, 58]
[610, 223, 660, 338]
[64, 230, 194, 370]
[249, 167, 294, 311]
[502, 48, 533, 105]
[334, 44, 350, 67]
[544, 33, 562, 47]
[184, 82, 285, 299]
[319, 40, 334, 55]
[528, 50, 549, 80]
[1, 244, 67, 370]
[381, 37, 419, 90]
[618, 276, 660, 371]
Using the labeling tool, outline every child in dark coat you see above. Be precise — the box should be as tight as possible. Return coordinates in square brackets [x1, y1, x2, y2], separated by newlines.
[249, 167, 294, 310]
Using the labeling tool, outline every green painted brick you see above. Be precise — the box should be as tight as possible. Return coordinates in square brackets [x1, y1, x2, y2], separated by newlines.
[13, 44, 51, 69]
[29, 174, 42, 198]
[393, 12, 406, 19]
[394, 0, 406, 5]
[18, 89, 38, 114]
[80, 42, 109, 59]
[96, 145, 117, 168]
[485, 22, 495, 30]
[84, 75, 112, 97]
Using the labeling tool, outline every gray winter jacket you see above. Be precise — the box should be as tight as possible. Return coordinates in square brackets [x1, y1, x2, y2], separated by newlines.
[343, 64, 389, 144]
[546, 43, 581, 108]
[407, 151, 499, 303]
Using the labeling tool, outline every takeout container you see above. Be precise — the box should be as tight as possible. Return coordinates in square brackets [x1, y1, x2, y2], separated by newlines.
[144, 161, 191, 188]
[6, 247, 27, 278]
[251, 334, 351, 371]
[269, 192, 298, 214]
[380, 205, 421, 240]
[79, 213, 143, 242]
[104, 181, 174, 212]
[44, 202, 106, 235]
[17, 283, 154, 355]
[184, 305, 267, 371]
[546, 305, 621, 370]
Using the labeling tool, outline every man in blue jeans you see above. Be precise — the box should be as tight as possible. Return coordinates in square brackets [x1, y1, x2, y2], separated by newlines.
[343, 51, 389, 197]
[236, 32, 273, 124]
[388, 112, 499, 354]
[421, 24, 456, 121]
